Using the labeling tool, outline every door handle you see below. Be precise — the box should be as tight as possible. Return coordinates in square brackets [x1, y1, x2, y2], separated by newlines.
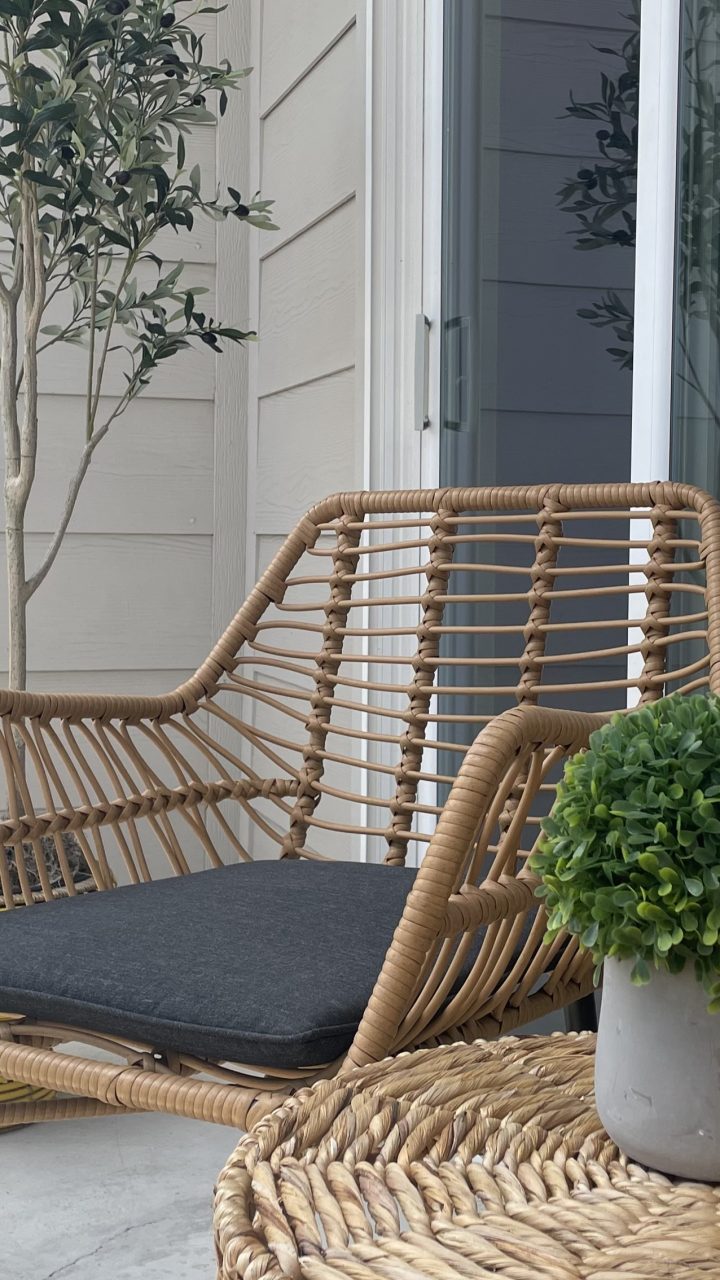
[414, 313, 431, 431]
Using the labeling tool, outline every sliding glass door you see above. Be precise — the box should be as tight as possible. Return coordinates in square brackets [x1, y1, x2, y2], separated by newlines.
[436, 0, 720, 498]
[440, 0, 639, 491]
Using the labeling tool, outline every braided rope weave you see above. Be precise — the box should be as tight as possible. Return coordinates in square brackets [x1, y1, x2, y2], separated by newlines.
[214, 1034, 720, 1279]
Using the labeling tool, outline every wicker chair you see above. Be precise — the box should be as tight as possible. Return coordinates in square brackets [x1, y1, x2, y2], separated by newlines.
[0, 481, 718, 1131]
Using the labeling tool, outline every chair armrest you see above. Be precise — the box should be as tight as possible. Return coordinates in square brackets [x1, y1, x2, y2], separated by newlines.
[0, 684, 189, 724]
[348, 704, 609, 1067]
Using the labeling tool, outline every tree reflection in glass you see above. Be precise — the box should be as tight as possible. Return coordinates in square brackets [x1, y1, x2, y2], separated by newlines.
[560, 0, 720, 475]
[558, 1, 639, 373]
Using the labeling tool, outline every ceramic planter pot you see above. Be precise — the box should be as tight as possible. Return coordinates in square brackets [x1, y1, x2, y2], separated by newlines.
[595, 956, 720, 1180]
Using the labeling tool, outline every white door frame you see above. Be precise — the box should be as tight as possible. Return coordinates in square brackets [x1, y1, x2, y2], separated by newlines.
[420, 0, 444, 491]
[371, 0, 683, 493]
[364, 0, 426, 494]
[631, 0, 681, 483]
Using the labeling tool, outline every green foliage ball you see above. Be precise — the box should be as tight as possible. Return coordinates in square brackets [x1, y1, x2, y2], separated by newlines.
[530, 694, 720, 1009]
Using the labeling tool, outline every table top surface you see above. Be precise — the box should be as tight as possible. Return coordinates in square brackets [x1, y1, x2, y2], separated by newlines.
[214, 1033, 720, 1279]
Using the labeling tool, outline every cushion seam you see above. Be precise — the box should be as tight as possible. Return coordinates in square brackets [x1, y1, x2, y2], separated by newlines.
[0, 985, 362, 1050]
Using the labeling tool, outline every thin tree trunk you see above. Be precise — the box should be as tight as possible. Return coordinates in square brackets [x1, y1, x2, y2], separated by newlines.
[0, 174, 46, 697]
[0, 267, 24, 693]
[5, 519, 26, 692]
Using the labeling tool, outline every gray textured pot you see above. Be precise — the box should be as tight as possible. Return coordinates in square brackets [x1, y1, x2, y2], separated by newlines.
[595, 957, 720, 1181]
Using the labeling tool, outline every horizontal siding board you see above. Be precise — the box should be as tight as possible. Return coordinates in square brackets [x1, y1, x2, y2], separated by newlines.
[256, 370, 357, 534]
[261, 28, 360, 244]
[1, 534, 212, 671]
[37, 346, 214, 400]
[258, 200, 356, 398]
[260, 0, 356, 114]
[14, 398, 214, 536]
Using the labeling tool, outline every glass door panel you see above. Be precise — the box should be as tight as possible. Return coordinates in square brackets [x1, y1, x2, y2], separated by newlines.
[668, 1, 719, 690]
[438, 1, 642, 758]
[440, 0, 639, 489]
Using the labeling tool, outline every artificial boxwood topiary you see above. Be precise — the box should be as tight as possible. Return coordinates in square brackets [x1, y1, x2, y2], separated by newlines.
[530, 693, 720, 1010]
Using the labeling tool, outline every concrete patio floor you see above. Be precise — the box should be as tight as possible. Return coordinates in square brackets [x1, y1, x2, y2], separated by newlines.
[2, 1010, 571, 1278]
[3, 1110, 237, 1280]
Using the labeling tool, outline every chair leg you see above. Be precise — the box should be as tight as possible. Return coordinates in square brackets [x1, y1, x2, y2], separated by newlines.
[564, 993, 598, 1033]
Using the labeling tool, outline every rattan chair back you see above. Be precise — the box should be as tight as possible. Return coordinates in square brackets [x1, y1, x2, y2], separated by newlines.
[0, 481, 717, 905]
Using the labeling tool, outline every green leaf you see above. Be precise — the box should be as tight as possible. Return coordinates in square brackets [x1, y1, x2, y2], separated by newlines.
[581, 920, 599, 948]
[22, 169, 66, 189]
[638, 852, 659, 874]
[636, 901, 671, 924]
[631, 957, 651, 986]
[27, 100, 76, 135]
[102, 228, 131, 250]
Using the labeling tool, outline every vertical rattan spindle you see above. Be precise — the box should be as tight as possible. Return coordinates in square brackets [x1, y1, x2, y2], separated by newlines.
[638, 505, 677, 704]
[281, 517, 363, 857]
[384, 508, 456, 866]
[497, 498, 564, 843]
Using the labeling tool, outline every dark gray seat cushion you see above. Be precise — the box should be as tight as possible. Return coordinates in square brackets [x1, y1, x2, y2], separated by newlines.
[0, 859, 532, 1069]
[0, 860, 426, 1069]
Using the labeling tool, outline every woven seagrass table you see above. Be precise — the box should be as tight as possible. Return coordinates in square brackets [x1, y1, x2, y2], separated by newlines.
[213, 1033, 720, 1279]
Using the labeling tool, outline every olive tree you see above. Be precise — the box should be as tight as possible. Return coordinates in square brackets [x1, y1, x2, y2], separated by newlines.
[0, 0, 273, 690]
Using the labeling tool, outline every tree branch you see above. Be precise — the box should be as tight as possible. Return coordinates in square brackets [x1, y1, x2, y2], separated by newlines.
[87, 253, 136, 435]
[24, 398, 128, 601]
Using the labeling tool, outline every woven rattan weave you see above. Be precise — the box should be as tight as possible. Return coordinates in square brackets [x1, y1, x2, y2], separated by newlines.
[1, 482, 720, 1129]
[213, 1034, 720, 1279]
